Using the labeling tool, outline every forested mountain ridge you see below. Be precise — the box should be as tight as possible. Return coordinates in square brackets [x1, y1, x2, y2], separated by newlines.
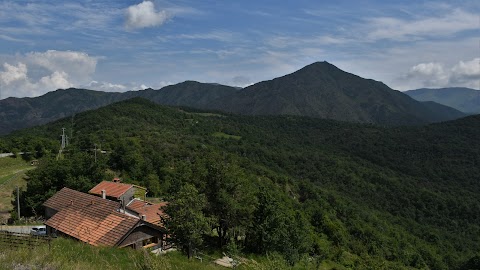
[0, 62, 466, 135]
[0, 89, 128, 135]
[2, 98, 479, 269]
[0, 82, 237, 135]
[214, 62, 465, 125]
[405, 87, 480, 114]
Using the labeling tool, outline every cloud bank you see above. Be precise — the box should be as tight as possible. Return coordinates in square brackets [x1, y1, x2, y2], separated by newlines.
[0, 50, 97, 98]
[407, 58, 480, 89]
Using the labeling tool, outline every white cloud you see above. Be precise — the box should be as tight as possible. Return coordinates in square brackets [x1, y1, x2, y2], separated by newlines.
[406, 58, 480, 89]
[451, 58, 480, 87]
[0, 62, 73, 98]
[125, 1, 170, 30]
[83, 81, 170, 92]
[0, 34, 29, 43]
[175, 31, 236, 42]
[83, 81, 126, 92]
[230, 75, 253, 88]
[266, 35, 348, 49]
[366, 9, 478, 41]
[409, 62, 445, 77]
[0, 62, 28, 85]
[0, 50, 97, 98]
[407, 62, 449, 87]
[38, 71, 72, 90]
[26, 50, 97, 84]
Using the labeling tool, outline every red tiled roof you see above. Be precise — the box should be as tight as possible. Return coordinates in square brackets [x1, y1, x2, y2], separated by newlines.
[126, 199, 151, 210]
[43, 187, 119, 212]
[126, 199, 167, 226]
[88, 181, 133, 199]
[44, 188, 140, 246]
[45, 206, 139, 246]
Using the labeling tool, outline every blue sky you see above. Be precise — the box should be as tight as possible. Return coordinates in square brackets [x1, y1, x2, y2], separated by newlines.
[0, 0, 478, 98]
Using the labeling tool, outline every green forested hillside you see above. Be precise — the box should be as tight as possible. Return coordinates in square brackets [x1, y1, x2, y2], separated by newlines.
[1, 98, 479, 269]
[0, 82, 237, 135]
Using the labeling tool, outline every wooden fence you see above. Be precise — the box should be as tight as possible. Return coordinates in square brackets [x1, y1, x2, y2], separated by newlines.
[0, 231, 51, 249]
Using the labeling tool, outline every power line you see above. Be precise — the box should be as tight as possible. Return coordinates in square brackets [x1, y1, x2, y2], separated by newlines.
[61, 128, 66, 149]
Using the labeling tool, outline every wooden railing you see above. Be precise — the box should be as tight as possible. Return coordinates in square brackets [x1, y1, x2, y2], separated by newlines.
[0, 231, 52, 249]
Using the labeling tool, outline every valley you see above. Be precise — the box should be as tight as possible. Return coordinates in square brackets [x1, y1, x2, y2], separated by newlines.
[1, 98, 478, 269]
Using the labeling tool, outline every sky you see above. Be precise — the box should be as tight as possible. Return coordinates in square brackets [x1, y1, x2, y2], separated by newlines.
[0, 0, 479, 99]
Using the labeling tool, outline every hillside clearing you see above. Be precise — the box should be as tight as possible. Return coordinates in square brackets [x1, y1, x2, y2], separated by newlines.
[0, 158, 34, 222]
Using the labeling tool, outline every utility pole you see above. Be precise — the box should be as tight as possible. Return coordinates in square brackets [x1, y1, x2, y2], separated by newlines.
[16, 186, 20, 220]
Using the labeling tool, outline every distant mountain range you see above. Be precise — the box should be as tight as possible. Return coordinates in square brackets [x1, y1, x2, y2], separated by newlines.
[213, 62, 464, 125]
[405, 87, 480, 114]
[0, 82, 238, 135]
[0, 61, 466, 135]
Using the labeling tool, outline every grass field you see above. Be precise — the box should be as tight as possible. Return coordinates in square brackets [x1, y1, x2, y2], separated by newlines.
[0, 238, 228, 270]
[0, 157, 34, 222]
[212, 132, 242, 140]
[0, 237, 343, 270]
[178, 109, 225, 118]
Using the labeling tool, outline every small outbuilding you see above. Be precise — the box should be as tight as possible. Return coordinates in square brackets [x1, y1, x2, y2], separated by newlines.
[88, 179, 136, 207]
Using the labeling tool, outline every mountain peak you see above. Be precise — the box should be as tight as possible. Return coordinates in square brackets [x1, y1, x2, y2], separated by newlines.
[289, 61, 351, 79]
[215, 61, 465, 125]
[305, 61, 338, 68]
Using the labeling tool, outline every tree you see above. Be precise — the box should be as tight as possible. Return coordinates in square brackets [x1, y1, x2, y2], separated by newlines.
[461, 254, 480, 270]
[15, 152, 108, 217]
[245, 185, 313, 265]
[246, 186, 290, 255]
[202, 159, 256, 247]
[162, 184, 209, 259]
[145, 173, 161, 197]
[0, 138, 7, 152]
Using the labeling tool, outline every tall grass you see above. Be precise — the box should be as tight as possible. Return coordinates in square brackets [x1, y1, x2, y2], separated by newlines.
[0, 238, 226, 270]
[0, 237, 340, 269]
[0, 157, 32, 214]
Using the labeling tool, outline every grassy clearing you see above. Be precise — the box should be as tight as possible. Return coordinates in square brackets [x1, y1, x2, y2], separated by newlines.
[179, 109, 225, 118]
[0, 237, 336, 270]
[0, 158, 33, 217]
[194, 113, 225, 117]
[0, 238, 225, 270]
[212, 132, 242, 140]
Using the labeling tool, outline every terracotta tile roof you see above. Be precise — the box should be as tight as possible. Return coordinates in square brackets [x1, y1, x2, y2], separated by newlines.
[45, 206, 139, 246]
[126, 199, 151, 210]
[43, 187, 119, 212]
[44, 189, 139, 246]
[88, 181, 134, 199]
[126, 199, 167, 226]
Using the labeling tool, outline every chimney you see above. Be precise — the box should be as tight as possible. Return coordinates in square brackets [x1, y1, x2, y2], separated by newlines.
[70, 200, 73, 206]
[113, 177, 121, 183]
[101, 190, 106, 199]
[141, 215, 146, 221]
